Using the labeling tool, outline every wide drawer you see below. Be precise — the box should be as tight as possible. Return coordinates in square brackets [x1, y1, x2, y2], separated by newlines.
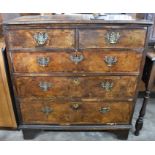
[14, 76, 138, 99]
[12, 50, 142, 73]
[79, 29, 146, 49]
[20, 99, 132, 124]
[7, 29, 75, 49]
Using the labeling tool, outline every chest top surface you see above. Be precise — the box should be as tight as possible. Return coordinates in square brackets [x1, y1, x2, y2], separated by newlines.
[3, 14, 152, 25]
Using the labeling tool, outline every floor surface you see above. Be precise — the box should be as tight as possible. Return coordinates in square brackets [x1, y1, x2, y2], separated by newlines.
[0, 98, 155, 141]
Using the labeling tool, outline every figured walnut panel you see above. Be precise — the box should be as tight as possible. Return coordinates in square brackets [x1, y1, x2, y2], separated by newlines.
[8, 29, 75, 49]
[14, 76, 138, 100]
[20, 99, 132, 124]
[79, 29, 146, 48]
[12, 50, 142, 73]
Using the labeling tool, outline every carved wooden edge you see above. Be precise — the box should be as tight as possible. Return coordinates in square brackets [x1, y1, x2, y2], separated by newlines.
[16, 96, 134, 102]
[19, 124, 132, 130]
[0, 39, 16, 128]
[7, 48, 145, 52]
[12, 72, 140, 77]
[3, 20, 152, 28]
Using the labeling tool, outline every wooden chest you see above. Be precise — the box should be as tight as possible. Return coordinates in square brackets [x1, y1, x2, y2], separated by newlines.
[3, 15, 151, 139]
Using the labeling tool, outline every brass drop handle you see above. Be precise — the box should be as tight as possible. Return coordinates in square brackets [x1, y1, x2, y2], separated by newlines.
[41, 106, 53, 116]
[101, 80, 113, 91]
[99, 107, 110, 114]
[34, 32, 48, 46]
[39, 81, 52, 91]
[70, 52, 84, 64]
[37, 57, 50, 67]
[104, 56, 117, 67]
[71, 102, 81, 110]
[105, 31, 120, 44]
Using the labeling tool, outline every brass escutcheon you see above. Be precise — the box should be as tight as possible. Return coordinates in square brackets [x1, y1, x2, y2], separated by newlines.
[37, 57, 50, 67]
[105, 31, 120, 44]
[41, 106, 53, 116]
[70, 52, 84, 64]
[104, 56, 117, 67]
[101, 80, 113, 91]
[34, 32, 48, 46]
[39, 81, 52, 91]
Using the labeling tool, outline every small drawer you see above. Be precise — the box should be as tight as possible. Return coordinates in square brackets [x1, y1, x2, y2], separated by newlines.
[12, 50, 142, 73]
[79, 29, 146, 49]
[7, 29, 75, 49]
[20, 99, 132, 124]
[14, 76, 138, 100]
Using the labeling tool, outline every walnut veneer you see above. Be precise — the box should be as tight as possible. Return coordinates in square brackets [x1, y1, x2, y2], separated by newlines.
[3, 15, 152, 139]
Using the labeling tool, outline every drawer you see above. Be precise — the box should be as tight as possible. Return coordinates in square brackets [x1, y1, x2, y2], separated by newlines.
[7, 29, 75, 49]
[14, 76, 138, 100]
[20, 99, 132, 124]
[12, 50, 142, 73]
[79, 29, 146, 49]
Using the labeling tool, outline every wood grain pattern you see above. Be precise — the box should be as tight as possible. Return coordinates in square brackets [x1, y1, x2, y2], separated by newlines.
[12, 50, 142, 73]
[7, 29, 75, 49]
[79, 29, 146, 48]
[14, 76, 138, 100]
[20, 99, 132, 124]
[3, 15, 151, 139]
[0, 41, 16, 128]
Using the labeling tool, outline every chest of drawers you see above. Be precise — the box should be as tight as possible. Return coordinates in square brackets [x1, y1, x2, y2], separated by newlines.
[3, 15, 152, 140]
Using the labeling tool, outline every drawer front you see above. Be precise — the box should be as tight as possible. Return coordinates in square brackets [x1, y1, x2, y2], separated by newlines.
[79, 29, 146, 48]
[14, 76, 138, 99]
[8, 29, 75, 49]
[12, 51, 142, 73]
[20, 99, 132, 124]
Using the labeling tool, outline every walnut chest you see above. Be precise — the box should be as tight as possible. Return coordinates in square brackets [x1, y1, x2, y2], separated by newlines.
[3, 15, 152, 140]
